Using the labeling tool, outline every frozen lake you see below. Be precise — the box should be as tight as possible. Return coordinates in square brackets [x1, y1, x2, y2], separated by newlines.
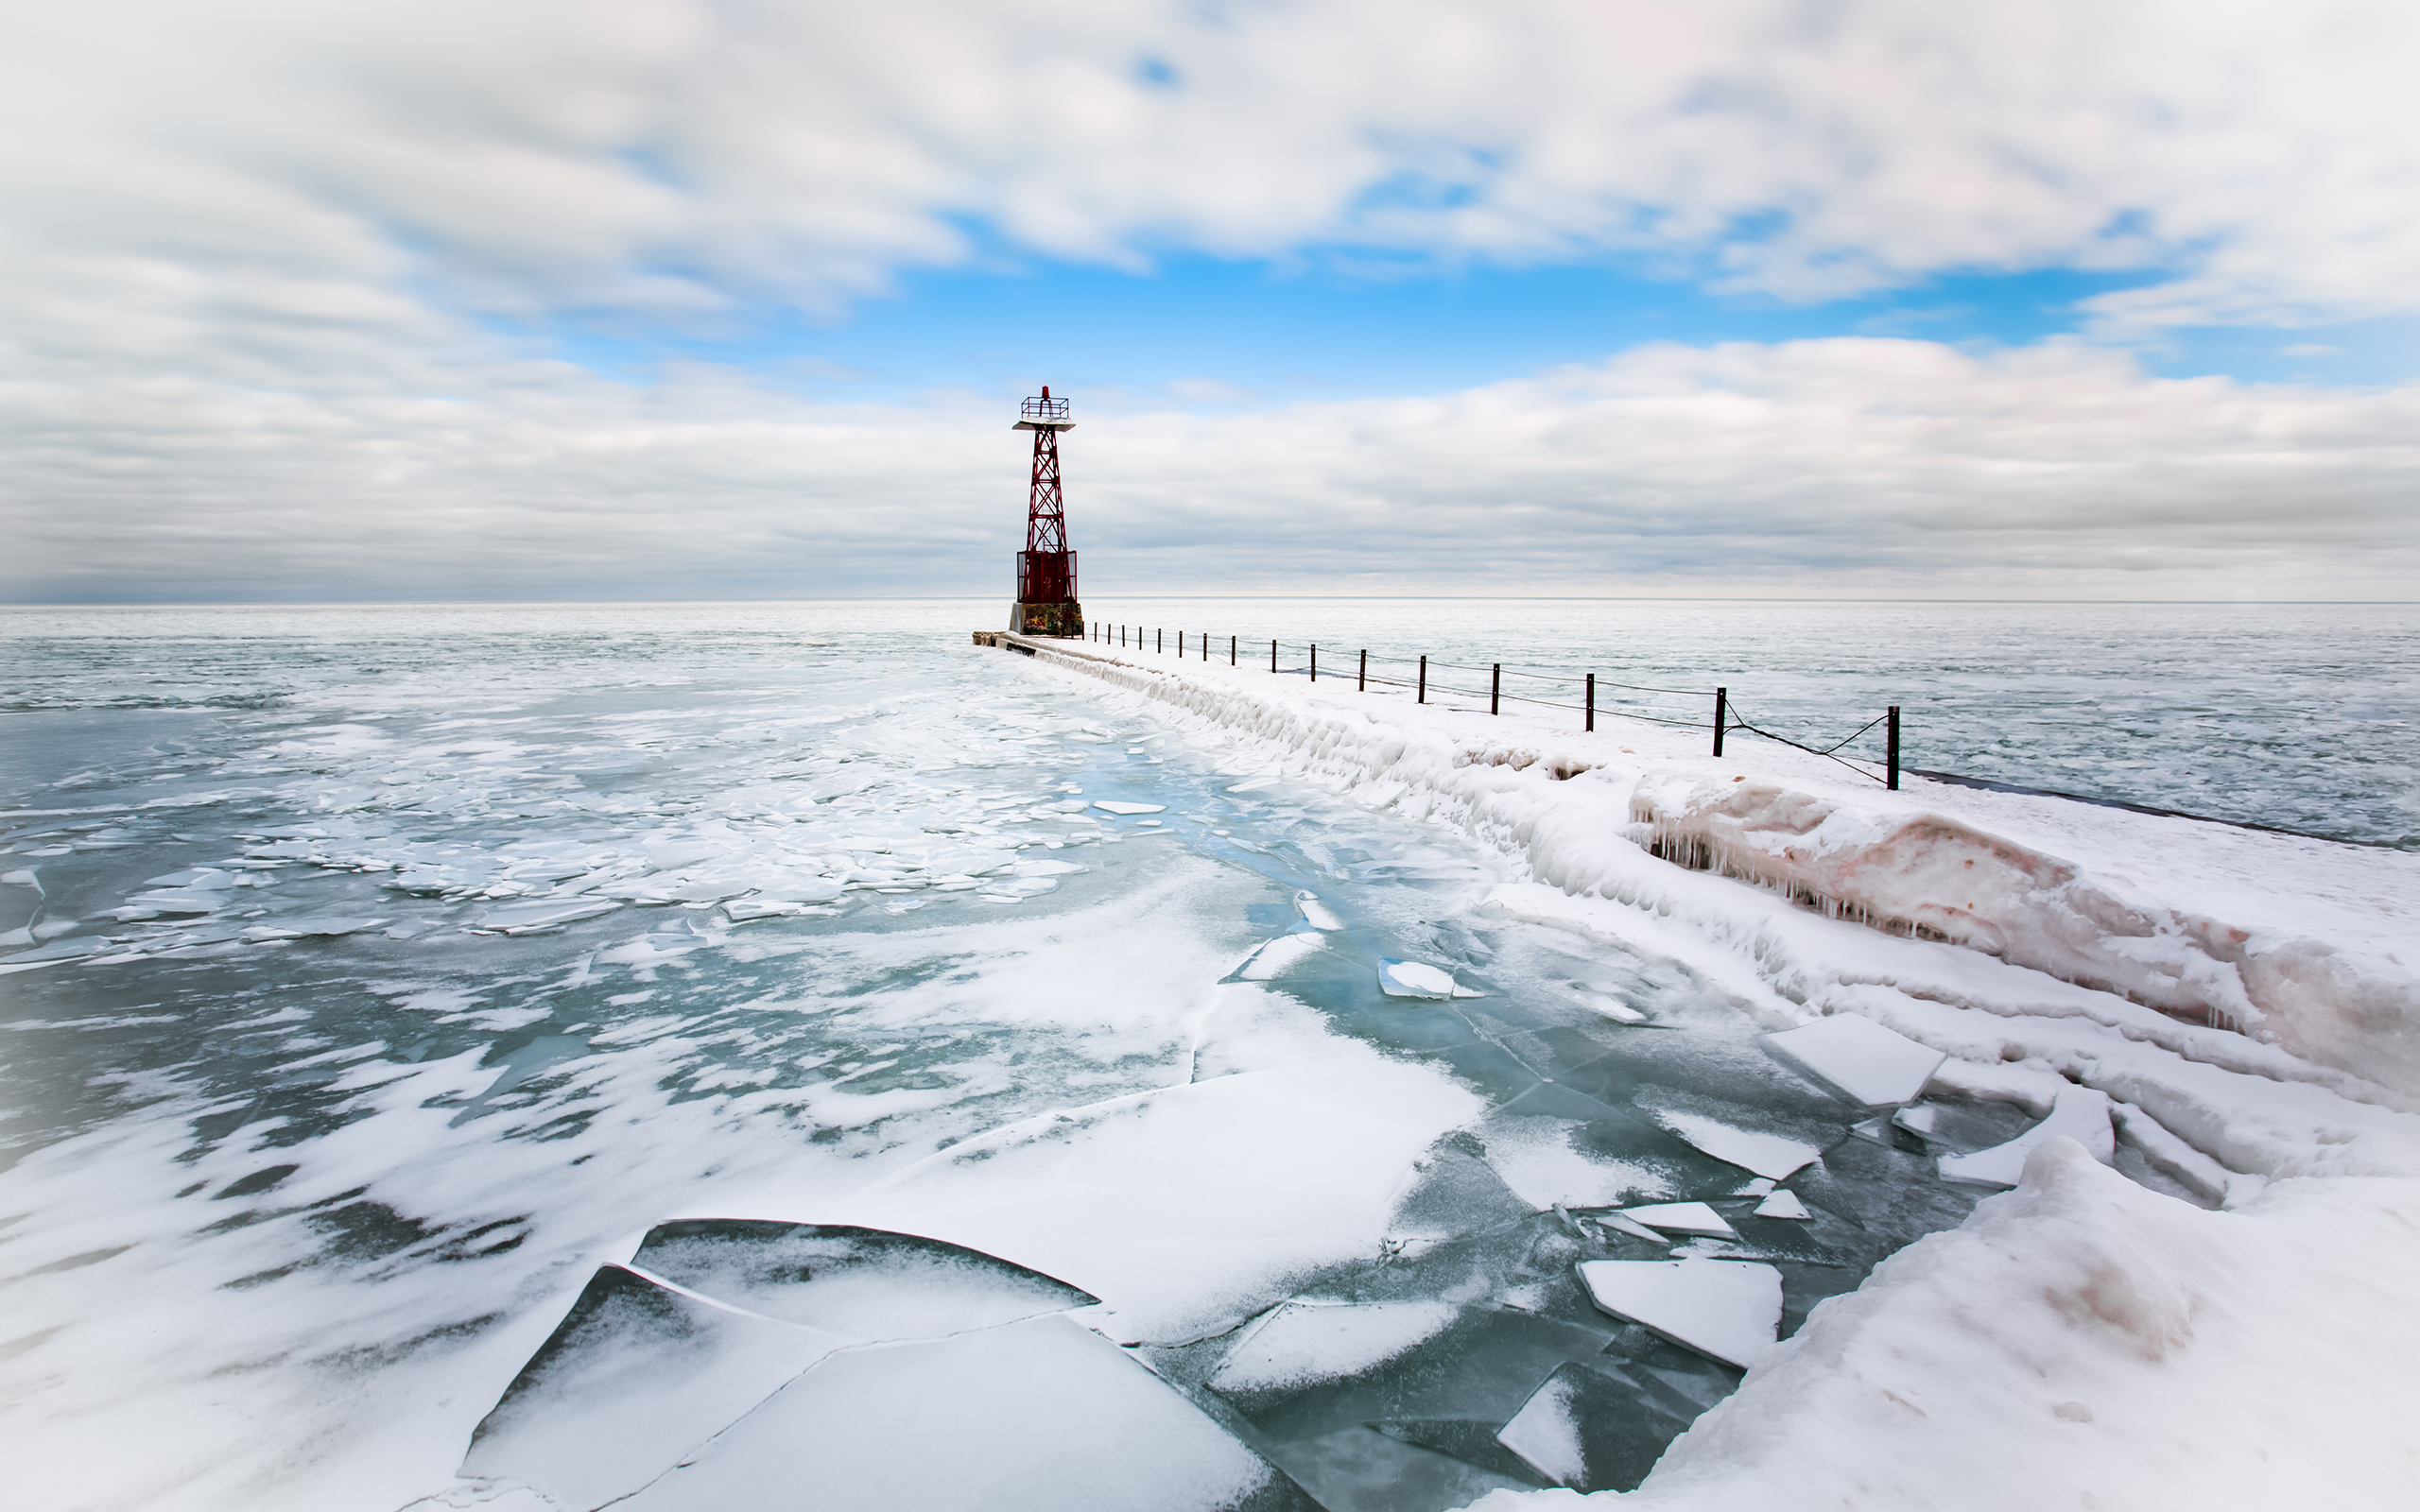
[0, 599, 2406, 1509]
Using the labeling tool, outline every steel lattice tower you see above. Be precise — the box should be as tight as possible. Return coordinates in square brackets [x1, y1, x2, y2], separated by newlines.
[1009, 386, 1083, 637]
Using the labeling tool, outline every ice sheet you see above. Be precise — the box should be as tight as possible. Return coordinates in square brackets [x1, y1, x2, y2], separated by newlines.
[1762, 1015, 1946, 1108]
[625, 1314, 1300, 1511]
[1937, 1087, 2118, 1190]
[460, 1265, 844, 1510]
[1752, 1191, 1812, 1221]
[1647, 1109, 1827, 1180]
[1616, 1202, 1738, 1239]
[1576, 1259, 1784, 1370]
[1209, 1300, 1460, 1393]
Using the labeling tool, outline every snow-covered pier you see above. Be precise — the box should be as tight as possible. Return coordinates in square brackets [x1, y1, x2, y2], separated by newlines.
[969, 621, 2420, 1508]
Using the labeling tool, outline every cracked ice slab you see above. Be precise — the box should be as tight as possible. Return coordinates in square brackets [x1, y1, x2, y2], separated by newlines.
[626, 1219, 1097, 1340]
[1763, 1014, 1947, 1107]
[1647, 1108, 1831, 1180]
[1293, 889, 1344, 930]
[1379, 958, 1480, 998]
[619, 1314, 1308, 1511]
[1616, 1201, 1738, 1239]
[460, 1264, 847, 1511]
[1577, 1258, 1785, 1370]
[1752, 1190, 1813, 1220]
[1937, 1086, 2117, 1190]
[1208, 1299, 1459, 1394]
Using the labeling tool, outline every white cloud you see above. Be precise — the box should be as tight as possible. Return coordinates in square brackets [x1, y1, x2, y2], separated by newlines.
[6, 0, 2417, 349]
[9, 340, 2415, 602]
[6, 0, 2416, 602]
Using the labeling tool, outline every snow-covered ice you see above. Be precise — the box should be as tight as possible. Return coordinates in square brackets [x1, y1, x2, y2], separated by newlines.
[1613, 1202, 1739, 1239]
[1762, 1014, 1946, 1108]
[1751, 1190, 1812, 1221]
[1576, 1258, 1785, 1370]
[6, 600, 2419, 1512]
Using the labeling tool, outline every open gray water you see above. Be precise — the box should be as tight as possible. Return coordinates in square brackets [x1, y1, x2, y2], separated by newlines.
[0, 600, 2377, 1510]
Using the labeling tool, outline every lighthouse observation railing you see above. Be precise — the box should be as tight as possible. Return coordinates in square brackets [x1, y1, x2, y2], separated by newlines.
[1020, 396, 1071, 421]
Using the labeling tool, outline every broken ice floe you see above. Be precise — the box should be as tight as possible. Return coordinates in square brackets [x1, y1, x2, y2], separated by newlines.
[1492, 1360, 1703, 1493]
[1751, 1190, 1813, 1220]
[1762, 1014, 1946, 1107]
[1576, 1258, 1784, 1370]
[1568, 988, 1649, 1024]
[1207, 1299, 1459, 1394]
[1495, 1364, 1589, 1486]
[1378, 958, 1482, 999]
[1292, 890, 1344, 931]
[1644, 1108, 1828, 1180]
[474, 900, 621, 936]
[1612, 1201, 1737, 1239]
[1936, 1087, 2117, 1190]
[1237, 932, 1329, 981]
[464, 1221, 1313, 1511]
[1092, 800, 1165, 815]
[1592, 1210, 1673, 1244]
[240, 916, 386, 939]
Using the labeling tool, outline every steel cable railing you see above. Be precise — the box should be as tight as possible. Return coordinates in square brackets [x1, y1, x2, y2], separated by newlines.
[1073, 622, 1903, 786]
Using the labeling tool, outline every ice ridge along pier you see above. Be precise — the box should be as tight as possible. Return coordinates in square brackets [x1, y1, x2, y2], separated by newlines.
[1010, 386, 1084, 638]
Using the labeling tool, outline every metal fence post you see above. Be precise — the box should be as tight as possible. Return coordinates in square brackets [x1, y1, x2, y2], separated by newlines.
[1713, 688, 1727, 756]
[1230, 635, 1236, 665]
[1585, 673, 1594, 732]
[1311, 644, 1318, 681]
[1887, 706, 1901, 790]
[1358, 649, 1366, 692]
[1418, 656, 1426, 704]
[1491, 663, 1500, 714]
[1270, 640, 1277, 673]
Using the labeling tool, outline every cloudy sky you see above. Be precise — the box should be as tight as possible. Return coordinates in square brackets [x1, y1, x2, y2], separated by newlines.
[6, 0, 2416, 602]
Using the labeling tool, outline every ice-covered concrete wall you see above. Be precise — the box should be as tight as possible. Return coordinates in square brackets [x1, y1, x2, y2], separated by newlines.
[1626, 771, 2420, 1094]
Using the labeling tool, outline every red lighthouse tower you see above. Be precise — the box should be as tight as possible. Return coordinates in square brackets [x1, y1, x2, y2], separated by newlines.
[1010, 387, 1084, 637]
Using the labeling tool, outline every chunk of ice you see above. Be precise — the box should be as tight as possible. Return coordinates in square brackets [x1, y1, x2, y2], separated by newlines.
[1495, 1365, 1587, 1486]
[1592, 1211, 1672, 1245]
[1208, 1300, 1459, 1394]
[1493, 1361, 1698, 1494]
[1752, 1190, 1812, 1220]
[1648, 1109, 1827, 1180]
[1615, 1201, 1737, 1239]
[1576, 1258, 1784, 1370]
[241, 916, 385, 939]
[461, 1264, 844, 1511]
[476, 900, 621, 935]
[1237, 932, 1328, 981]
[1570, 989, 1648, 1024]
[1762, 1014, 1946, 1107]
[1293, 890, 1345, 931]
[1091, 800, 1165, 815]
[620, 1314, 1286, 1512]
[1378, 958, 1478, 999]
[1936, 1087, 2118, 1190]
[628, 1220, 1097, 1341]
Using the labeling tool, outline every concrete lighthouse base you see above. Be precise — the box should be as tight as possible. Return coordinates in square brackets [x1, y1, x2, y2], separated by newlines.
[1011, 601, 1085, 638]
